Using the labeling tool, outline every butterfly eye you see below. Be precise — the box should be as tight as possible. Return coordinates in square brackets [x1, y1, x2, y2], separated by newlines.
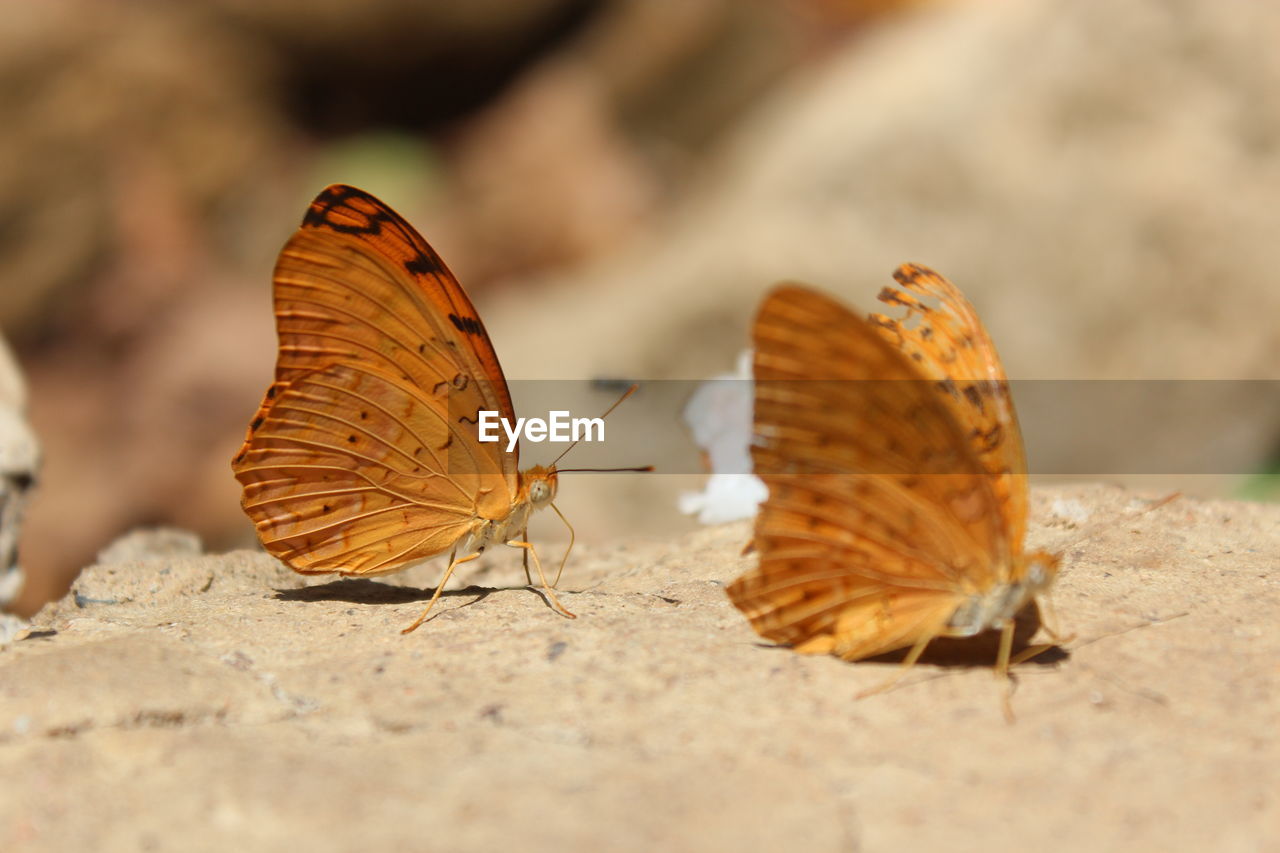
[1027, 555, 1058, 588]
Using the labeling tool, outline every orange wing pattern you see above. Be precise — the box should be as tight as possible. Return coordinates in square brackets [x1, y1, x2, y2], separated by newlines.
[868, 263, 1028, 546]
[727, 275, 1028, 660]
[233, 185, 516, 575]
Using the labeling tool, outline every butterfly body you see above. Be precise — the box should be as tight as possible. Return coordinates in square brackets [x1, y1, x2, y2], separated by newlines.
[728, 265, 1060, 675]
[453, 465, 558, 559]
[943, 554, 1056, 638]
[233, 185, 572, 628]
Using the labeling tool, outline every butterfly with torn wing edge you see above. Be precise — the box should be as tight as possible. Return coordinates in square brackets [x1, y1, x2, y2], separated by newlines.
[727, 264, 1061, 703]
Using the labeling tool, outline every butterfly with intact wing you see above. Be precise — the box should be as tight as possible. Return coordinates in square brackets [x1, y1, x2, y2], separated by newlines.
[727, 264, 1060, 698]
[232, 185, 641, 633]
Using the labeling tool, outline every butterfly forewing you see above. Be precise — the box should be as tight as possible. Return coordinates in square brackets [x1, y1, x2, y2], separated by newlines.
[727, 282, 1019, 660]
[274, 186, 515, 432]
[868, 263, 1028, 545]
[233, 185, 518, 575]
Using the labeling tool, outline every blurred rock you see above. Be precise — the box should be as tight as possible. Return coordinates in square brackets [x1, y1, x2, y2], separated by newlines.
[487, 0, 1280, 381]
[94, 528, 203, 567]
[479, 0, 1280, 538]
[0, 0, 298, 616]
[0, 2, 287, 337]
[0, 336, 39, 611]
[441, 0, 814, 281]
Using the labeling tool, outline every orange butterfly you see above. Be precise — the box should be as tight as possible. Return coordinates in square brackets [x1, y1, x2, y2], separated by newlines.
[233, 185, 603, 633]
[726, 264, 1060, 691]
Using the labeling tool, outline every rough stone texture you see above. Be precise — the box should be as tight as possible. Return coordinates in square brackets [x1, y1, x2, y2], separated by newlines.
[2, 484, 1276, 851]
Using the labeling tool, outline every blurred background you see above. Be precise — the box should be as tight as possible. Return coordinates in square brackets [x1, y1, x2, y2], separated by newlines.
[2, 0, 1277, 616]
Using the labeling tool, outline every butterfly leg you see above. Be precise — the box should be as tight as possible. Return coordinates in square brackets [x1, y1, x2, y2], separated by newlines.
[1035, 592, 1075, 645]
[855, 633, 934, 700]
[401, 549, 480, 634]
[997, 620, 1071, 722]
[995, 620, 1027, 723]
[1010, 643, 1056, 666]
[506, 539, 577, 619]
[520, 527, 533, 586]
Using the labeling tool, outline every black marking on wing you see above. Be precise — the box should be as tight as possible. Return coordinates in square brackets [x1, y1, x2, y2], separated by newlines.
[303, 185, 383, 234]
[447, 313, 484, 336]
[963, 385, 985, 411]
[973, 424, 1003, 453]
[405, 253, 442, 276]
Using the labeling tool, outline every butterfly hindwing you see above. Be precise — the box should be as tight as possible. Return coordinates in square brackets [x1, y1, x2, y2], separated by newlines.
[236, 364, 509, 574]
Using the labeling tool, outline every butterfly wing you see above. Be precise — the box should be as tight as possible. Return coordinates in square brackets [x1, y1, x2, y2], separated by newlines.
[868, 263, 1029, 546]
[232, 185, 516, 575]
[726, 284, 1013, 659]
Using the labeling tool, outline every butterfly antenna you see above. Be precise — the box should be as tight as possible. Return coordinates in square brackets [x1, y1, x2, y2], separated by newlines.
[550, 384, 639, 469]
[1048, 490, 1182, 555]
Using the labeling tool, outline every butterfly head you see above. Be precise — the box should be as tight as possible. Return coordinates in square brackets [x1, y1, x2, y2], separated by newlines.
[1019, 550, 1061, 594]
[947, 550, 1063, 637]
[1006, 550, 1061, 621]
[520, 465, 559, 508]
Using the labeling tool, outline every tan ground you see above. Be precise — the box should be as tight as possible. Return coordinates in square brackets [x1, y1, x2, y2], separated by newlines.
[1, 483, 1276, 852]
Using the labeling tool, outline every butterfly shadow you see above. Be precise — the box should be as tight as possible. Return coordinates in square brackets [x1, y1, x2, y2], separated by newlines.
[871, 601, 1070, 669]
[273, 578, 495, 607]
[754, 600, 1070, 669]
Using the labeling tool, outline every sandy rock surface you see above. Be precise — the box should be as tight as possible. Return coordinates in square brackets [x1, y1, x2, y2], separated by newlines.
[1, 484, 1276, 852]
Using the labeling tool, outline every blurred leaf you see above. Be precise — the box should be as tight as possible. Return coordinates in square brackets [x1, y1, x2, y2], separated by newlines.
[1236, 456, 1280, 502]
[307, 131, 444, 214]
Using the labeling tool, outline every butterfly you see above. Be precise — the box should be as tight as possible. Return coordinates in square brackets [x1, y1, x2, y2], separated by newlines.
[232, 184, 588, 633]
[726, 263, 1060, 693]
